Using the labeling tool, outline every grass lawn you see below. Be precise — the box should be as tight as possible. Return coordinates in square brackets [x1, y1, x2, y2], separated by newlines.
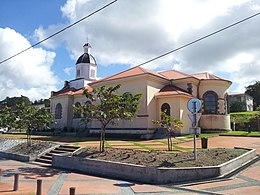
[220, 131, 260, 137]
[0, 133, 193, 152]
[1, 131, 258, 152]
[231, 111, 258, 115]
[182, 133, 219, 139]
[230, 111, 259, 125]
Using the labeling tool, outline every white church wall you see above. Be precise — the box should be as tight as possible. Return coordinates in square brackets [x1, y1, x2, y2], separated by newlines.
[51, 96, 69, 130]
[156, 96, 192, 134]
[172, 78, 199, 97]
[199, 80, 230, 115]
[147, 79, 169, 129]
[77, 63, 90, 78]
[198, 80, 231, 131]
[89, 76, 155, 133]
[199, 80, 230, 100]
[69, 79, 84, 89]
[179, 97, 193, 134]
[89, 66, 97, 79]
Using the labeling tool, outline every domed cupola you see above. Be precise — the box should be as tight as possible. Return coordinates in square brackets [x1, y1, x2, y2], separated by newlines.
[75, 43, 97, 80]
[76, 43, 96, 65]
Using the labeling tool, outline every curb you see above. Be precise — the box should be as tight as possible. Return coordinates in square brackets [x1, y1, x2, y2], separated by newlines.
[52, 147, 256, 184]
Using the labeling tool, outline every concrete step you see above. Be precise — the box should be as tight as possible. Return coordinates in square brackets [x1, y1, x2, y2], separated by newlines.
[40, 155, 52, 160]
[59, 145, 80, 150]
[45, 153, 53, 157]
[50, 149, 67, 154]
[56, 147, 77, 152]
[35, 157, 52, 165]
[34, 145, 81, 167]
[32, 161, 52, 167]
[52, 146, 80, 153]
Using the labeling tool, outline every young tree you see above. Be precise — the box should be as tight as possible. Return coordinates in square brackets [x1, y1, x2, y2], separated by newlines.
[153, 111, 183, 151]
[0, 103, 53, 145]
[0, 106, 16, 130]
[15, 103, 53, 145]
[75, 84, 142, 152]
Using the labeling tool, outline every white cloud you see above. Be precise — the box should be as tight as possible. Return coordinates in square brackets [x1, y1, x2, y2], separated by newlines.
[159, 0, 250, 39]
[0, 27, 59, 100]
[63, 66, 74, 76]
[34, 0, 260, 92]
[34, 24, 66, 49]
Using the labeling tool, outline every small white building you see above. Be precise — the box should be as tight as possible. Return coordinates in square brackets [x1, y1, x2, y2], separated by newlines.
[228, 93, 254, 112]
[50, 43, 232, 137]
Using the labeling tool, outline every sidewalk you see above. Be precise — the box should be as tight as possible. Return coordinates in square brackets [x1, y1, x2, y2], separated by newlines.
[0, 158, 202, 195]
[0, 136, 259, 195]
[172, 136, 260, 195]
[177, 136, 260, 154]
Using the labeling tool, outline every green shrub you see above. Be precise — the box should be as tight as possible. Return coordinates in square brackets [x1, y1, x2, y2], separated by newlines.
[231, 111, 258, 130]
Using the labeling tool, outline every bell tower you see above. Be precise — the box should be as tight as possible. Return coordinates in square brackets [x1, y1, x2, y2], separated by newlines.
[75, 43, 97, 80]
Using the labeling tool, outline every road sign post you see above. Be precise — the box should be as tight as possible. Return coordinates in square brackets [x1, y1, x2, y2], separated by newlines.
[192, 101, 197, 160]
[187, 98, 201, 161]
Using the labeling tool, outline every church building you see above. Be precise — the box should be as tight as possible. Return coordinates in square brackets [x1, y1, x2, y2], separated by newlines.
[50, 43, 232, 137]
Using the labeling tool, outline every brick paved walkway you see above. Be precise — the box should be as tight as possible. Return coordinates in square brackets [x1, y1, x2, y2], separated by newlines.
[0, 136, 259, 195]
[177, 136, 260, 154]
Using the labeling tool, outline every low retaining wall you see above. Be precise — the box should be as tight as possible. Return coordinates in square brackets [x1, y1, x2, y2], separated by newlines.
[52, 147, 256, 184]
[0, 145, 59, 162]
[0, 151, 31, 162]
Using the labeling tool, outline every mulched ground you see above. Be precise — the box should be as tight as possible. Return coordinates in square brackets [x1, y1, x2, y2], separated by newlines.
[5, 141, 57, 158]
[75, 147, 247, 168]
[0, 138, 248, 168]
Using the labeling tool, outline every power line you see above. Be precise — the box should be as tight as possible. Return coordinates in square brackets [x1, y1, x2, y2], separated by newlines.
[0, 0, 118, 65]
[135, 11, 260, 68]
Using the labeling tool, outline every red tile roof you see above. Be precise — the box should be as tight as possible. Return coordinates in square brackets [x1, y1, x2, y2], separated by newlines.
[52, 67, 229, 98]
[92, 67, 228, 85]
[51, 87, 92, 97]
[155, 85, 193, 97]
[91, 66, 167, 85]
[191, 72, 223, 80]
[159, 70, 191, 80]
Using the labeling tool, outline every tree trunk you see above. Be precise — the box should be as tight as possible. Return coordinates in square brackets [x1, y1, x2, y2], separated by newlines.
[27, 129, 29, 145]
[26, 128, 31, 146]
[167, 137, 170, 151]
[99, 127, 105, 152]
[29, 129, 32, 146]
[169, 137, 173, 151]
[167, 136, 173, 151]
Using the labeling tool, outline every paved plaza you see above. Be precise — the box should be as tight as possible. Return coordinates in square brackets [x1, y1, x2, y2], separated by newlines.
[0, 136, 259, 195]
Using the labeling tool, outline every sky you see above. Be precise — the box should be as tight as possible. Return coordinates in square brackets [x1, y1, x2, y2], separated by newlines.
[0, 0, 260, 101]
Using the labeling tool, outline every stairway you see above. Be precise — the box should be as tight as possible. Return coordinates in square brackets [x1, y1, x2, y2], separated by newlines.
[34, 145, 80, 166]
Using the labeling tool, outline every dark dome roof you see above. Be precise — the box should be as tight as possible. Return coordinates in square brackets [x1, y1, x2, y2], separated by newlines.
[76, 53, 96, 65]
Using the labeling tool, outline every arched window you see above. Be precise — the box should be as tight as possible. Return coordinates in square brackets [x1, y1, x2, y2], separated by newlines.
[74, 102, 81, 118]
[85, 100, 92, 105]
[82, 100, 92, 119]
[55, 103, 62, 119]
[203, 91, 218, 114]
[76, 69, 80, 77]
[161, 103, 170, 116]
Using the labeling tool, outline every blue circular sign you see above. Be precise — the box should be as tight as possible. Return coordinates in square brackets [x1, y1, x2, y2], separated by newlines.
[187, 98, 201, 113]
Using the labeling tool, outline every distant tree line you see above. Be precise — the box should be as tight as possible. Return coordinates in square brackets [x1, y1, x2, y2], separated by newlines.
[0, 96, 50, 109]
